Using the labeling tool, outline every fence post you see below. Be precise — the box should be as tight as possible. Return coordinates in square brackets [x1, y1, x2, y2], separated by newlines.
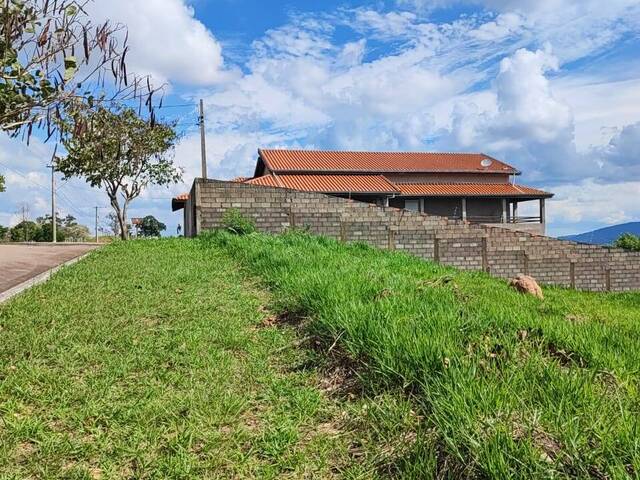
[482, 237, 488, 272]
[387, 227, 396, 251]
[570, 260, 576, 289]
[288, 206, 296, 229]
[340, 221, 347, 243]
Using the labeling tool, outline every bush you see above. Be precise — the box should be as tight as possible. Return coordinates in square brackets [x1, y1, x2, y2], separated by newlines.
[221, 208, 256, 235]
[614, 233, 640, 251]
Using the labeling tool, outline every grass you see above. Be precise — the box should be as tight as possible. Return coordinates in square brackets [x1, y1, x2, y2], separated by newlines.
[0, 239, 390, 478]
[2, 232, 640, 478]
[206, 230, 640, 479]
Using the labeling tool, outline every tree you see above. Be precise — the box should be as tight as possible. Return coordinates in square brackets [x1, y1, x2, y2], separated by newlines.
[139, 215, 166, 237]
[1, 0, 159, 138]
[0, 224, 8, 240]
[59, 214, 90, 241]
[614, 233, 640, 252]
[0, 174, 4, 192]
[34, 214, 66, 241]
[56, 106, 181, 239]
[9, 220, 40, 242]
[65, 223, 91, 241]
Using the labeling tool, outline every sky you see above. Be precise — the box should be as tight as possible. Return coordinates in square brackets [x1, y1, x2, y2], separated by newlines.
[1, 0, 640, 237]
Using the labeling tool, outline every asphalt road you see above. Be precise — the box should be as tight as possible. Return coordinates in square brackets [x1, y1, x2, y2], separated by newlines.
[0, 244, 99, 295]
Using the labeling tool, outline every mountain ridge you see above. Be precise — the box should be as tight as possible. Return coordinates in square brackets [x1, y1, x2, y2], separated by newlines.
[559, 222, 640, 245]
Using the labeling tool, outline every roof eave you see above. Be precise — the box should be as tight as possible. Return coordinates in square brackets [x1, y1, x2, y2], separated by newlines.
[398, 193, 553, 198]
[269, 169, 518, 175]
[172, 199, 186, 211]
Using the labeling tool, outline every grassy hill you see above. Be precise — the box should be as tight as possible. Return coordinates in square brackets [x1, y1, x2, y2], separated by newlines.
[2, 233, 639, 478]
[208, 231, 640, 478]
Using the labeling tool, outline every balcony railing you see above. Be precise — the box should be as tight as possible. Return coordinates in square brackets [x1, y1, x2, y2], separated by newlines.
[464, 215, 542, 224]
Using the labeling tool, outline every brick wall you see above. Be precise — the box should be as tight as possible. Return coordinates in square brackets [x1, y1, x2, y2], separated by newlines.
[189, 179, 640, 292]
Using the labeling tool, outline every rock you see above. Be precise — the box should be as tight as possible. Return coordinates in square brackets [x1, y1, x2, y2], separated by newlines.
[509, 274, 543, 299]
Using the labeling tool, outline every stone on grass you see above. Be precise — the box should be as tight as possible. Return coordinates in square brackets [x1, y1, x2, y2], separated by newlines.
[509, 274, 543, 299]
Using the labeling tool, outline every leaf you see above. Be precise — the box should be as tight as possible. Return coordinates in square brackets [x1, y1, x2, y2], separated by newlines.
[63, 56, 77, 82]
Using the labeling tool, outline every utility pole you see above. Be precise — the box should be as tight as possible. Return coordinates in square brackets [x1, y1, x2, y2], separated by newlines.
[19, 203, 29, 242]
[95, 206, 99, 243]
[48, 164, 56, 243]
[199, 98, 208, 179]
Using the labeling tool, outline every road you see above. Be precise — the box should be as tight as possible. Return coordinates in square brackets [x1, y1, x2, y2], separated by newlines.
[0, 244, 99, 296]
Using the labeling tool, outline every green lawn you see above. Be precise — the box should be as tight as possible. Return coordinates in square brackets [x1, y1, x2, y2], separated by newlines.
[0, 240, 394, 479]
[2, 233, 640, 479]
[208, 231, 640, 479]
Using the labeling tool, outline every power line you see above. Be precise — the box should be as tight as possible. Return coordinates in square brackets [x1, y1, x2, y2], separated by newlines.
[157, 103, 198, 109]
[0, 160, 50, 191]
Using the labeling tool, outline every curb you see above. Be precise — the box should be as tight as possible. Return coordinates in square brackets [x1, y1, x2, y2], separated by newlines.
[0, 252, 94, 304]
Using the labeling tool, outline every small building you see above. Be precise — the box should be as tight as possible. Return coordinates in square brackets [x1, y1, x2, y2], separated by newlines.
[173, 149, 553, 234]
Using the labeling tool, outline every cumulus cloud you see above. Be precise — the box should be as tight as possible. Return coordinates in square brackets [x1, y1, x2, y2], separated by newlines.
[550, 179, 640, 228]
[87, 0, 231, 86]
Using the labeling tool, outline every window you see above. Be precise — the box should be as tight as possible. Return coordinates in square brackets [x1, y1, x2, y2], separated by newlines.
[404, 199, 420, 212]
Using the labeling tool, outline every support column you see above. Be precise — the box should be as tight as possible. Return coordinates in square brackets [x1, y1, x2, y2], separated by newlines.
[501, 198, 507, 223]
[461, 197, 467, 221]
[513, 201, 518, 222]
[539, 198, 546, 225]
[383, 196, 390, 207]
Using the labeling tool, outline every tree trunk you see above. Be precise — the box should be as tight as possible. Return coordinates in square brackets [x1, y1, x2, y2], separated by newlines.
[109, 194, 129, 240]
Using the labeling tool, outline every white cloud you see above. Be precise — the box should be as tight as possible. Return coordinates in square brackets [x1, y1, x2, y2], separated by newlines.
[493, 48, 571, 144]
[553, 77, 640, 151]
[549, 179, 640, 227]
[88, 0, 230, 86]
[469, 13, 524, 41]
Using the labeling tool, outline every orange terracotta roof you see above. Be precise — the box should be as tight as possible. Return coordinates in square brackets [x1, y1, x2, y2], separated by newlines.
[172, 193, 189, 211]
[259, 149, 518, 174]
[230, 176, 249, 182]
[245, 174, 400, 194]
[399, 183, 552, 198]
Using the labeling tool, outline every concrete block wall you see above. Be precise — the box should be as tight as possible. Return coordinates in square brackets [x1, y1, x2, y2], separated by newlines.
[190, 179, 640, 292]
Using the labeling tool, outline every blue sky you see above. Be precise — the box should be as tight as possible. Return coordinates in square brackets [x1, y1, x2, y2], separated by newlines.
[1, 0, 640, 237]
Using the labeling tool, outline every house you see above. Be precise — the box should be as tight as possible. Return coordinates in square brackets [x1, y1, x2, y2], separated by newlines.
[173, 149, 553, 234]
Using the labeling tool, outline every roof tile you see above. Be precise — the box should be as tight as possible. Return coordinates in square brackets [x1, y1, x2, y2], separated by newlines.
[245, 174, 399, 193]
[399, 183, 552, 197]
[259, 149, 518, 174]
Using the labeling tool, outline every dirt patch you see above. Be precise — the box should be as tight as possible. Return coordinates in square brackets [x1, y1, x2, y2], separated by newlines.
[14, 441, 37, 463]
[260, 310, 307, 329]
[511, 416, 562, 464]
[546, 342, 587, 368]
[317, 351, 363, 400]
[564, 313, 587, 323]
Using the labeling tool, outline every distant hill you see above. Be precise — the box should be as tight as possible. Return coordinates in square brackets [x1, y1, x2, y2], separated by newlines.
[560, 222, 640, 245]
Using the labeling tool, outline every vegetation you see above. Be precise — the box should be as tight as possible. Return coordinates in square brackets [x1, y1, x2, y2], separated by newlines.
[56, 106, 181, 240]
[222, 208, 256, 235]
[207, 231, 640, 478]
[0, 223, 8, 240]
[139, 215, 166, 238]
[7, 215, 90, 242]
[2, 232, 639, 478]
[1, 0, 156, 138]
[614, 232, 640, 252]
[8, 220, 39, 242]
[0, 239, 380, 478]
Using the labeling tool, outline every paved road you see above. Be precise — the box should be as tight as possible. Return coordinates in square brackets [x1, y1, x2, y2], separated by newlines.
[0, 244, 99, 295]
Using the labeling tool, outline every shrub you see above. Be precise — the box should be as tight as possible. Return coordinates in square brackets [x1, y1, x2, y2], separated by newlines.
[614, 233, 640, 251]
[221, 208, 256, 235]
